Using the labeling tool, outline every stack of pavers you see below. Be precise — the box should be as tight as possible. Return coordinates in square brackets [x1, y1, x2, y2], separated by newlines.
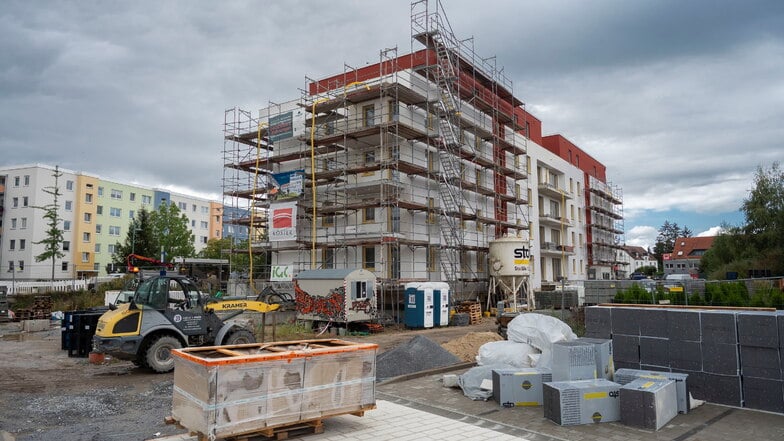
[585, 305, 784, 414]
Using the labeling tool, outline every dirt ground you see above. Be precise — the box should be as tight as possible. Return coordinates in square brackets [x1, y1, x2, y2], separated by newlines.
[0, 317, 498, 441]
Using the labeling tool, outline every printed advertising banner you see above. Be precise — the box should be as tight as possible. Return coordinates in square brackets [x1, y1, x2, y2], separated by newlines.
[268, 170, 304, 201]
[269, 201, 298, 242]
[268, 111, 293, 142]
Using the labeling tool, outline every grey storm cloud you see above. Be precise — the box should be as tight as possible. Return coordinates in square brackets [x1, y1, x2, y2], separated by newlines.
[2, 0, 784, 221]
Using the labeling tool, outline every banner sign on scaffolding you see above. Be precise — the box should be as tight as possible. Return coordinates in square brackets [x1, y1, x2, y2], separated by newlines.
[268, 170, 304, 201]
[269, 201, 298, 242]
[270, 265, 293, 281]
[269, 111, 293, 142]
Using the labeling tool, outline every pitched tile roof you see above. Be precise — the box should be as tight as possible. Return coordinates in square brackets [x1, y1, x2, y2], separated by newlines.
[672, 236, 716, 259]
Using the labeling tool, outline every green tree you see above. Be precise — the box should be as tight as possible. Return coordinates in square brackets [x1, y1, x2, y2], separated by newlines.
[701, 162, 784, 278]
[652, 221, 692, 270]
[199, 237, 234, 259]
[33, 166, 65, 281]
[150, 202, 196, 262]
[111, 208, 157, 271]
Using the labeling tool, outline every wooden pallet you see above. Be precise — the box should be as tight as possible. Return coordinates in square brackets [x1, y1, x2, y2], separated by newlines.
[162, 406, 374, 441]
[456, 302, 482, 325]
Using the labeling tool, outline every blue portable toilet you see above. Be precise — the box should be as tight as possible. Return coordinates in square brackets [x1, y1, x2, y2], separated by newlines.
[432, 282, 451, 327]
[404, 282, 434, 329]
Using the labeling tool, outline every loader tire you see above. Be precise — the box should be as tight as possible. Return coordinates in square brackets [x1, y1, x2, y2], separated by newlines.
[223, 329, 256, 346]
[145, 335, 181, 373]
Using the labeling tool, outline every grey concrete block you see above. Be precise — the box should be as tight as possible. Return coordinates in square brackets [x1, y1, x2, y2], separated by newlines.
[613, 334, 640, 363]
[669, 340, 703, 371]
[701, 373, 742, 407]
[611, 308, 641, 336]
[614, 361, 640, 371]
[667, 309, 701, 342]
[737, 312, 779, 349]
[639, 309, 668, 339]
[585, 306, 612, 339]
[702, 341, 739, 376]
[742, 376, 784, 413]
[672, 369, 705, 402]
[700, 311, 738, 344]
[639, 337, 669, 367]
[740, 345, 782, 380]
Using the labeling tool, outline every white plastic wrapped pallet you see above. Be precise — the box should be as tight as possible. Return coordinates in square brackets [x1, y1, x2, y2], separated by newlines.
[476, 340, 539, 368]
[506, 313, 577, 369]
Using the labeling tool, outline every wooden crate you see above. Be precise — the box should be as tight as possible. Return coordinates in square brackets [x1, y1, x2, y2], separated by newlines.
[171, 339, 377, 441]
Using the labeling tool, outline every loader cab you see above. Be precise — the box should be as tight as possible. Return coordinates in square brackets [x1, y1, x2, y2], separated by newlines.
[133, 276, 202, 311]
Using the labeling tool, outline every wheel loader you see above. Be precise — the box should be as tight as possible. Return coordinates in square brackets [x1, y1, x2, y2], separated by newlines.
[92, 274, 279, 373]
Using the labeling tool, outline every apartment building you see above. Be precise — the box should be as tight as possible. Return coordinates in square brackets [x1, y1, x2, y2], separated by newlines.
[221, 1, 624, 304]
[0, 164, 222, 280]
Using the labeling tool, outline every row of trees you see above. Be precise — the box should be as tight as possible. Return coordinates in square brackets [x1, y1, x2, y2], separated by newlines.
[701, 162, 784, 279]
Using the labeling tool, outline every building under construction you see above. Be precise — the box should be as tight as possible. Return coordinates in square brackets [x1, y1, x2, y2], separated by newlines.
[221, 1, 624, 317]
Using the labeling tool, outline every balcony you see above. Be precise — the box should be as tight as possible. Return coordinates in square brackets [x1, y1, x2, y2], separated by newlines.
[538, 212, 571, 228]
[537, 182, 571, 200]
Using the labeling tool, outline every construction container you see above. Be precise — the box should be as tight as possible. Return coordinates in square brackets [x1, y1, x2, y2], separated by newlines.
[552, 341, 596, 381]
[620, 378, 678, 430]
[492, 368, 552, 407]
[294, 269, 377, 324]
[577, 337, 614, 380]
[614, 368, 690, 414]
[543, 379, 621, 426]
[404, 282, 435, 329]
[171, 339, 377, 440]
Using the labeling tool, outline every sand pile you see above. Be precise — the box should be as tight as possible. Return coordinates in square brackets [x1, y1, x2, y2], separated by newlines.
[441, 331, 503, 362]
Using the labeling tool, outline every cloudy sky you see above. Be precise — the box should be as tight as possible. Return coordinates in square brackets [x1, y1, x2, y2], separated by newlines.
[2, 0, 783, 249]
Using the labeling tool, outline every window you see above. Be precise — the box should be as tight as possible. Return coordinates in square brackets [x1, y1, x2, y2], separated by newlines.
[9, 240, 14, 250]
[111, 189, 122, 200]
[322, 249, 334, 269]
[98, 186, 104, 196]
[65, 200, 72, 211]
[129, 210, 135, 219]
[354, 280, 370, 300]
[7, 261, 13, 272]
[95, 244, 101, 253]
[11, 218, 16, 229]
[322, 212, 335, 227]
[12, 197, 17, 208]
[362, 104, 375, 127]
[63, 220, 71, 231]
[142, 195, 151, 205]
[23, 175, 29, 186]
[14, 176, 19, 187]
[18, 261, 24, 271]
[85, 193, 93, 203]
[130, 192, 136, 202]
[84, 213, 92, 223]
[363, 246, 375, 270]
[191, 220, 196, 227]
[364, 150, 375, 165]
[61, 262, 68, 271]
[82, 252, 90, 263]
[363, 207, 375, 223]
[192, 204, 197, 212]
[200, 221, 208, 229]
[109, 226, 121, 236]
[201, 236, 208, 244]
[83, 232, 91, 242]
[62, 241, 70, 252]
[108, 244, 116, 254]
[110, 207, 121, 217]
[96, 224, 102, 234]
[66, 180, 74, 190]
[20, 218, 26, 229]
[178, 202, 187, 211]
[23, 196, 28, 207]
[390, 206, 400, 233]
[201, 206, 209, 214]
[96, 205, 103, 215]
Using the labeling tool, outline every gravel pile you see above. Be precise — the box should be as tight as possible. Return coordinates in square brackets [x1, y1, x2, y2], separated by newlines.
[376, 335, 461, 381]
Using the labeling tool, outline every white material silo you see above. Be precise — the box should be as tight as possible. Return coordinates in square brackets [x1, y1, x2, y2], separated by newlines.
[488, 233, 534, 311]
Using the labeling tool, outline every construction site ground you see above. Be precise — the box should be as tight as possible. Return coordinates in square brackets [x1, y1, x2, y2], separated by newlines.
[1, 319, 783, 441]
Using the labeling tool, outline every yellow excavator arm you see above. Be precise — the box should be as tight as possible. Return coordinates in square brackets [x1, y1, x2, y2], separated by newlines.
[205, 300, 280, 313]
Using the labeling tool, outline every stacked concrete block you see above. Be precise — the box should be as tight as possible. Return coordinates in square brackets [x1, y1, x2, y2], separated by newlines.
[609, 307, 642, 371]
[615, 369, 690, 414]
[492, 368, 552, 407]
[620, 378, 678, 430]
[577, 337, 614, 380]
[737, 311, 783, 413]
[552, 341, 597, 381]
[694, 311, 742, 407]
[543, 379, 621, 426]
[584, 306, 612, 339]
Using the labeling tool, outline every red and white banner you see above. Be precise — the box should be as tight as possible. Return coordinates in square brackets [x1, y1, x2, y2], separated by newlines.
[269, 201, 297, 242]
[662, 253, 672, 261]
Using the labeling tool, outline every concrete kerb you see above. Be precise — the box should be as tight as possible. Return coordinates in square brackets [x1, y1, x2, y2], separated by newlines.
[376, 361, 476, 386]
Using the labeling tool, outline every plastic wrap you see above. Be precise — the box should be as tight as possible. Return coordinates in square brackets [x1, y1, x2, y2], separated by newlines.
[506, 313, 577, 369]
[476, 340, 539, 368]
[458, 364, 515, 400]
